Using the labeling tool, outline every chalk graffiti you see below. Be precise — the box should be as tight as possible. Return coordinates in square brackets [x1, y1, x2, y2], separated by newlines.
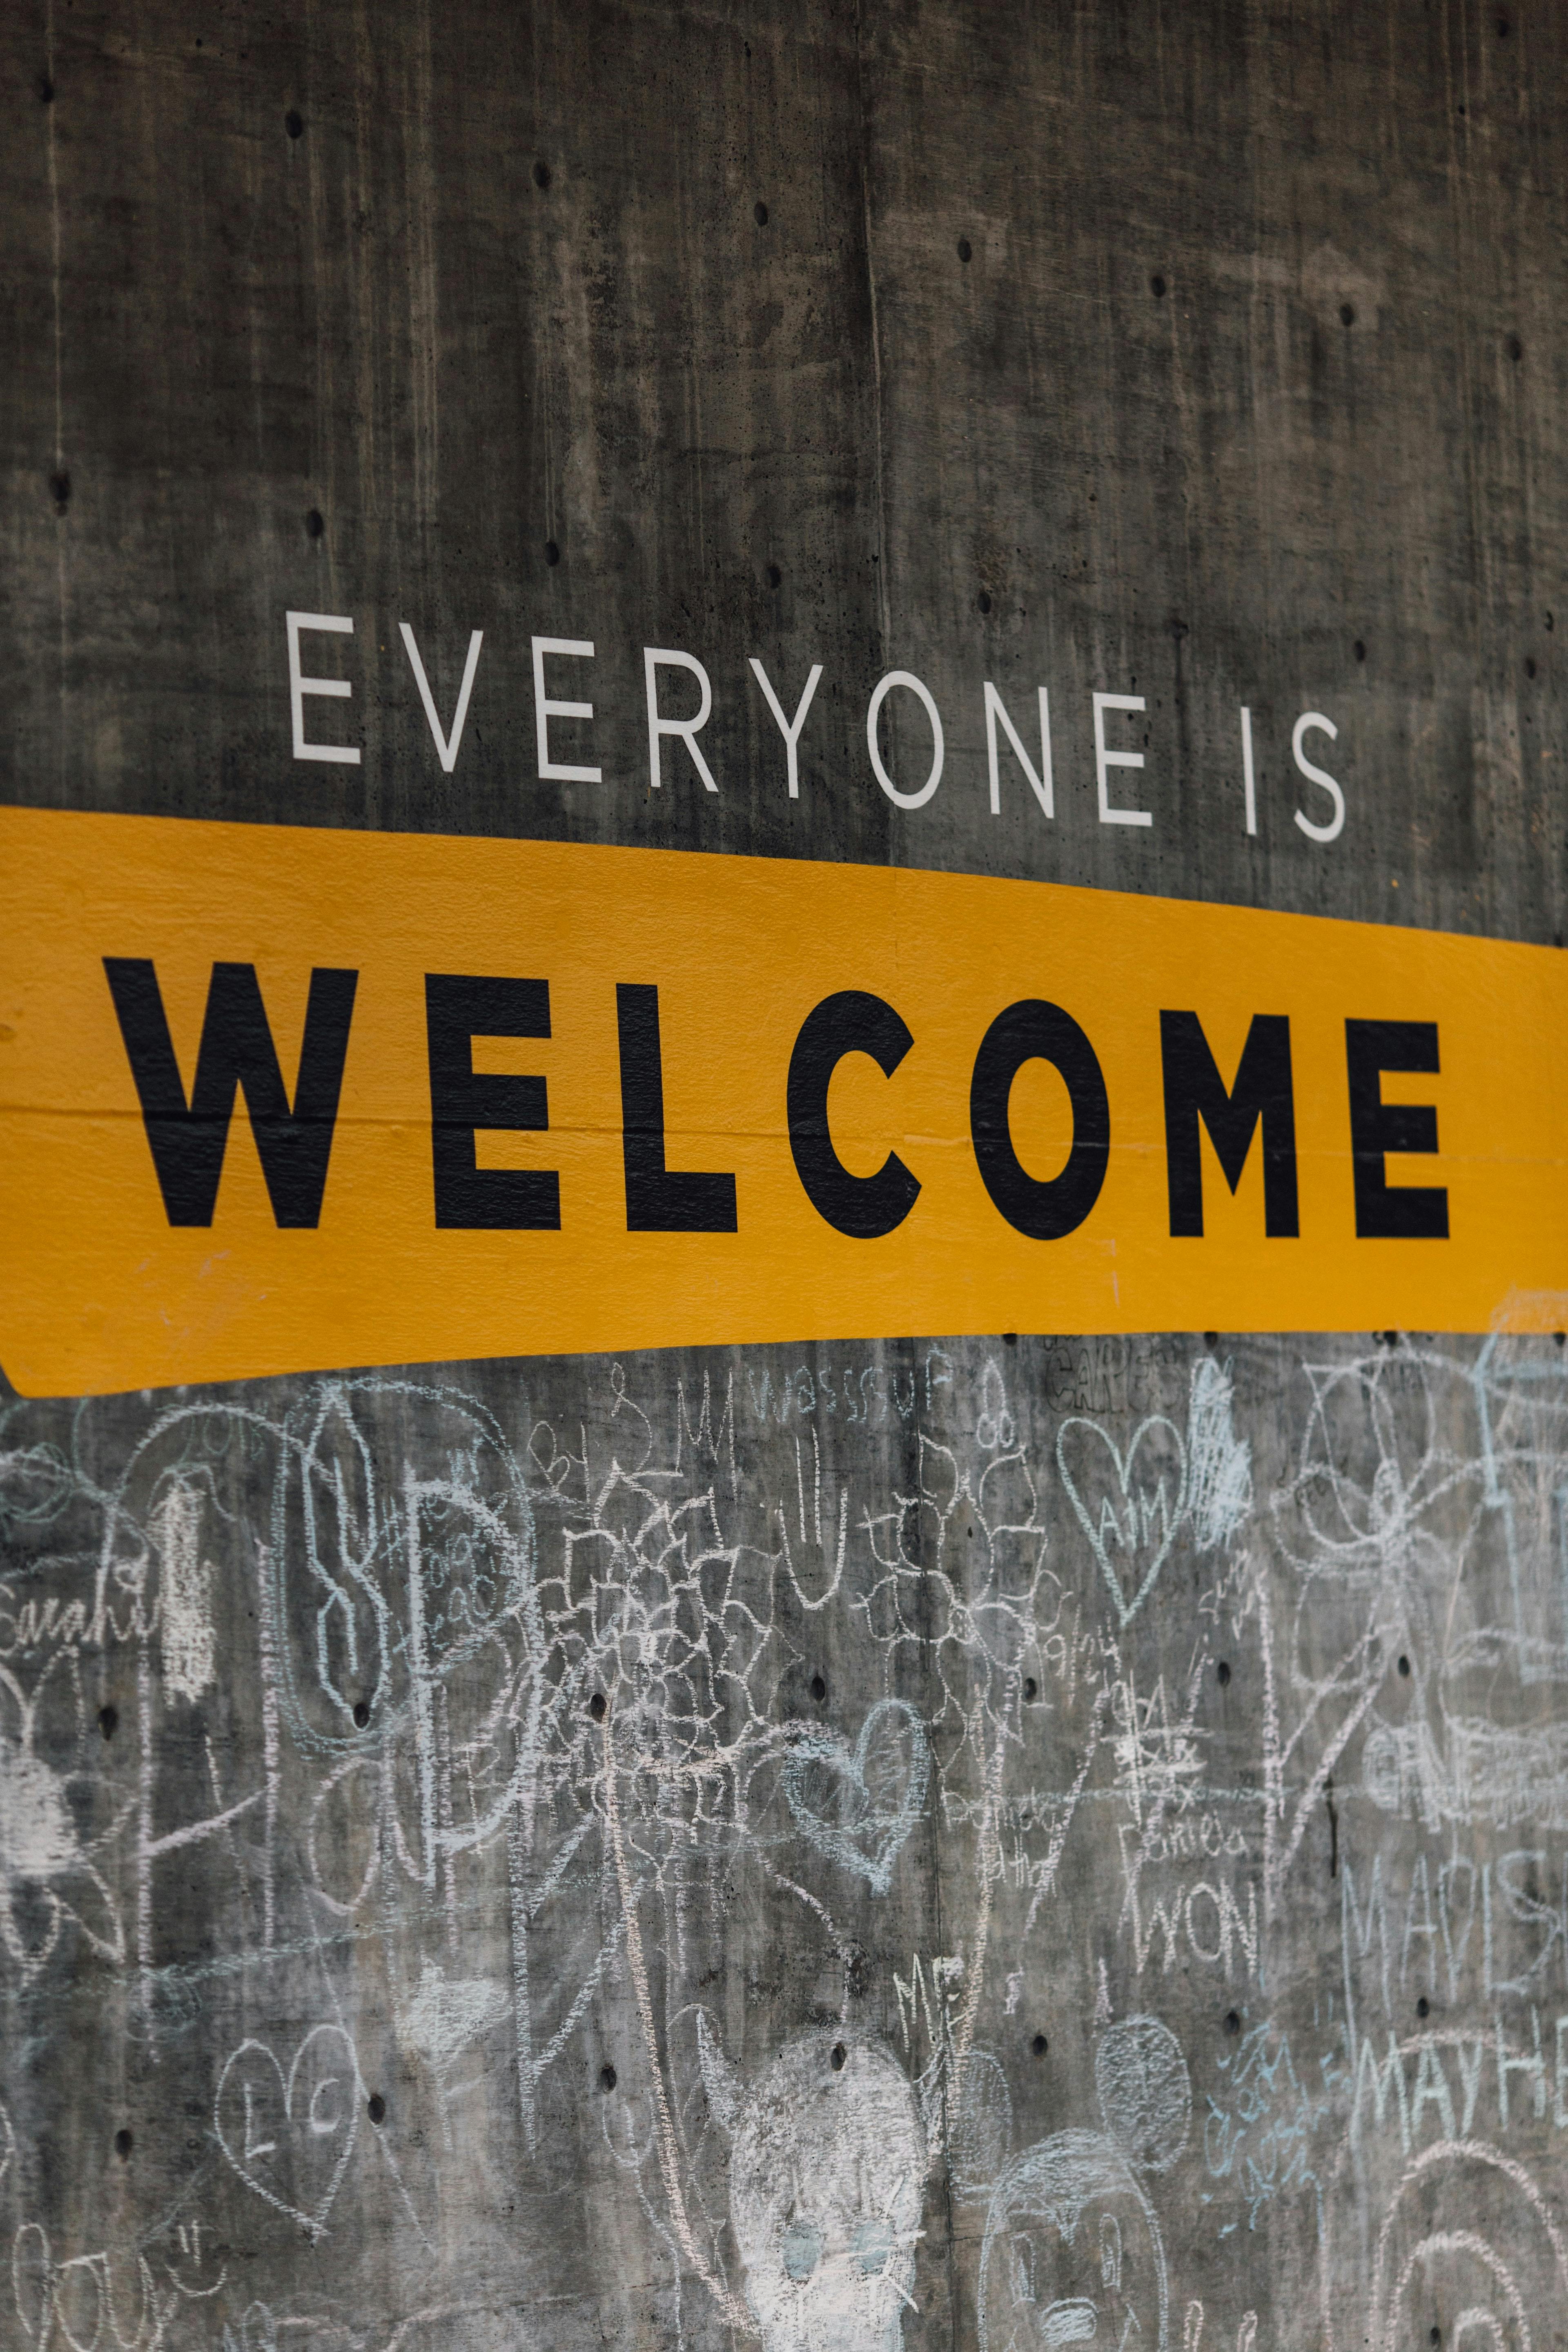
[0, 1332, 1564, 2352]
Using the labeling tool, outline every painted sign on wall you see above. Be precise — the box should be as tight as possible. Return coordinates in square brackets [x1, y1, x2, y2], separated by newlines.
[2, 806, 1562, 1395]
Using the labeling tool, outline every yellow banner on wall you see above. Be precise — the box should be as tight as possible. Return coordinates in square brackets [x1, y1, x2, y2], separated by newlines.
[1, 806, 1565, 1396]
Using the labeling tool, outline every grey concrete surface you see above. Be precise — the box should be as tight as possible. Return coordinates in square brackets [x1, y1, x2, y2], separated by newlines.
[1, 0, 1564, 935]
[2, 6, 1567, 2352]
[7, 1336, 1568, 2352]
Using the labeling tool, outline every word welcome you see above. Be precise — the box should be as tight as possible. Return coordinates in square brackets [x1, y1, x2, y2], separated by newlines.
[104, 958, 1447, 1247]
[4, 811, 1563, 1394]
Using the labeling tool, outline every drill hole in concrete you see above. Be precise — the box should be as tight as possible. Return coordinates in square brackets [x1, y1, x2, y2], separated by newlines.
[368, 2093, 386, 2124]
[978, 590, 992, 614]
[98, 1705, 118, 1741]
[1526, 657, 1537, 678]
[1031, 2033, 1048, 2056]
[589, 1692, 607, 1723]
[533, 160, 551, 189]
[1340, 303, 1355, 326]
[830, 2043, 846, 2071]
[114, 2129, 133, 2160]
[754, 201, 769, 226]
[1507, 333, 1523, 362]
[352, 1699, 370, 1728]
[1023, 1677, 1038, 1702]
[1417, 1997, 1430, 2019]
[306, 508, 324, 539]
[544, 539, 560, 566]
[957, 238, 972, 264]
[810, 1673, 827, 1703]
[285, 109, 303, 140]
[1354, 640, 1366, 662]
[1224, 2009, 1241, 2036]
[600, 2064, 617, 2092]
[766, 563, 782, 588]
[1149, 273, 1166, 298]
[1398, 1655, 1411, 1678]
[1216, 1660, 1231, 1687]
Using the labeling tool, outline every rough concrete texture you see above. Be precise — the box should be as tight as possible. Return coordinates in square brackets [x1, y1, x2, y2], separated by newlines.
[9, 1338, 1568, 2352]
[3, 0, 1565, 935]
[3, 7, 1568, 2352]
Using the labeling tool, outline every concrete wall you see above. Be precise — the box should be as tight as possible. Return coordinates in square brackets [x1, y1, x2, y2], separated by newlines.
[2, 7, 1566, 2352]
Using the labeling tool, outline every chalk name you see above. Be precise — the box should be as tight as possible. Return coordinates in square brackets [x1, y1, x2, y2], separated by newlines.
[103, 958, 1445, 1242]
[286, 612, 1348, 845]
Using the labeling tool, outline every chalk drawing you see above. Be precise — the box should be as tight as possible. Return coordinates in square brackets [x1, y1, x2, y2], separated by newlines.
[0, 1659, 127, 1980]
[1057, 1416, 1190, 1627]
[978, 2130, 1170, 2352]
[1095, 2015, 1192, 2173]
[2, 1335, 1567, 2350]
[151, 1481, 216, 1704]
[402, 1961, 511, 2073]
[215, 2025, 361, 2239]
[714, 2027, 926, 2352]
[782, 1700, 931, 1894]
[949, 2051, 1015, 2201]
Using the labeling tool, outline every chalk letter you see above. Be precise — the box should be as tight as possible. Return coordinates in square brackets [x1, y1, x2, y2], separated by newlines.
[866, 672, 943, 810]
[984, 683, 1053, 817]
[1345, 1020, 1448, 1239]
[748, 657, 823, 800]
[1160, 1012, 1298, 1237]
[399, 624, 483, 773]
[1496, 2008, 1547, 2125]
[287, 611, 361, 764]
[1093, 692, 1151, 826]
[1292, 712, 1345, 843]
[243, 2082, 276, 2163]
[644, 648, 718, 791]
[532, 637, 601, 783]
[787, 991, 920, 1238]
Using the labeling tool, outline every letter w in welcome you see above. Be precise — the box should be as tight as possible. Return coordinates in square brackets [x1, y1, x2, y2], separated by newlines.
[103, 958, 358, 1227]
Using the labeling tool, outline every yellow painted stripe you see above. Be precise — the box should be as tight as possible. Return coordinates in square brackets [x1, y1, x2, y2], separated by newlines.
[1, 806, 1564, 1395]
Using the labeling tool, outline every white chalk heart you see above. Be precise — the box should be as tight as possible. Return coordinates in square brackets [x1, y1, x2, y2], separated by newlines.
[216, 2024, 360, 2239]
[1057, 1415, 1188, 1627]
[782, 1697, 930, 1894]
